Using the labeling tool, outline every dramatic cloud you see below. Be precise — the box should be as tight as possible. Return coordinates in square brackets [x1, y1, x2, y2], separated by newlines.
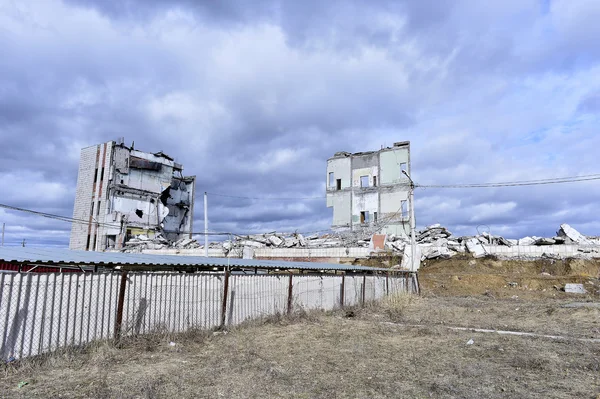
[0, 0, 599, 247]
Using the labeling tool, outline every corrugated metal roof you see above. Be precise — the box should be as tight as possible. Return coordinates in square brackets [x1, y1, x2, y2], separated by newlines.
[0, 247, 396, 273]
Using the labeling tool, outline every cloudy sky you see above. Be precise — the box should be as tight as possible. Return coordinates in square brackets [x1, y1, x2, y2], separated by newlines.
[1, 0, 599, 247]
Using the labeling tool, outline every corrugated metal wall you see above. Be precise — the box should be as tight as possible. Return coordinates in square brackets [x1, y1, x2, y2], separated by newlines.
[0, 271, 413, 360]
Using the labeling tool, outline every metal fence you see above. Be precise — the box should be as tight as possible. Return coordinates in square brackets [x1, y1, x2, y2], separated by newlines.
[0, 271, 416, 360]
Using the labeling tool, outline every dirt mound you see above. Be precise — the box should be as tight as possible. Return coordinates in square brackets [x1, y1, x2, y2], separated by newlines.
[419, 256, 600, 298]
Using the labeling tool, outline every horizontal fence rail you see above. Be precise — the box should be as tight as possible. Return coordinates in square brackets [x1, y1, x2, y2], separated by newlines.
[0, 271, 417, 360]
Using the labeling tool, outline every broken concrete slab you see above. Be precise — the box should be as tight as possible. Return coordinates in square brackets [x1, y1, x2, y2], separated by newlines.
[557, 224, 591, 245]
[296, 234, 306, 247]
[535, 238, 556, 246]
[465, 238, 486, 258]
[564, 284, 587, 294]
[518, 237, 535, 246]
[268, 236, 283, 246]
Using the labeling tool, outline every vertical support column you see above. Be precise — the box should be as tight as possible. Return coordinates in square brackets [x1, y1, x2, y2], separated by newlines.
[204, 192, 208, 257]
[361, 275, 366, 306]
[287, 273, 293, 314]
[340, 274, 345, 308]
[114, 271, 128, 341]
[220, 269, 230, 328]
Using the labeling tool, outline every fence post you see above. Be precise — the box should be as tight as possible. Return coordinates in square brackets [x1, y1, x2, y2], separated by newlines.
[340, 273, 345, 308]
[114, 271, 128, 341]
[287, 273, 293, 314]
[386, 272, 389, 295]
[361, 275, 366, 306]
[220, 269, 230, 328]
[413, 272, 420, 295]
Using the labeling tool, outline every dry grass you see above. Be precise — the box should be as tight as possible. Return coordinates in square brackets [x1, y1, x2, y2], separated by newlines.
[1, 294, 599, 398]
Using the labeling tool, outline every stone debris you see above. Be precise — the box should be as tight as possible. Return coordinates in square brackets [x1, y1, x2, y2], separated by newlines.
[465, 238, 486, 258]
[120, 222, 599, 262]
[564, 284, 587, 294]
[558, 224, 591, 245]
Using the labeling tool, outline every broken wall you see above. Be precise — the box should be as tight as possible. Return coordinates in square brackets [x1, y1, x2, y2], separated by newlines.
[163, 176, 195, 241]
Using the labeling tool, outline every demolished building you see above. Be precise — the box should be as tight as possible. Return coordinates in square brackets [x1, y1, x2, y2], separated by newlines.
[69, 139, 196, 251]
[326, 141, 412, 237]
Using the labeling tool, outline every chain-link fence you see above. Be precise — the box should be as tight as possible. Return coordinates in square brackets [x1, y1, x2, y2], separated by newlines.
[0, 270, 417, 361]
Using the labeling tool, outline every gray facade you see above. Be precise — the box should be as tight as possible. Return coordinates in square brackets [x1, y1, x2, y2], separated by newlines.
[326, 141, 411, 237]
[70, 140, 196, 251]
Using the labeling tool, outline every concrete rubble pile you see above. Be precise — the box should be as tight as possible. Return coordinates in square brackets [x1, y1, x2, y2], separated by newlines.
[121, 234, 203, 252]
[120, 222, 599, 261]
[405, 223, 600, 260]
[222, 232, 346, 255]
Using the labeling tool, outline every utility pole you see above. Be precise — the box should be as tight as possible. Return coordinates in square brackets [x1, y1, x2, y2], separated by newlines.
[204, 192, 208, 257]
[402, 170, 418, 271]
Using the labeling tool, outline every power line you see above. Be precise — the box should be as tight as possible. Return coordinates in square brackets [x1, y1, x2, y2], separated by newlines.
[207, 192, 326, 200]
[0, 203, 120, 230]
[416, 174, 600, 188]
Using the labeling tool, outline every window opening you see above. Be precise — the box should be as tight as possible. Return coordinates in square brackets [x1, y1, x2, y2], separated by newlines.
[374, 212, 378, 222]
[336, 179, 341, 190]
[400, 163, 408, 174]
[360, 175, 369, 188]
[328, 172, 335, 187]
[360, 211, 370, 223]
[373, 176, 377, 187]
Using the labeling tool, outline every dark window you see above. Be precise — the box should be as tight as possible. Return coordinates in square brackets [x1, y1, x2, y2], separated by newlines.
[100, 167, 105, 181]
[336, 179, 341, 190]
[373, 176, 377, 187]
[94, 168, 98, 183]
[92, 235, 97, 251]
[86, 234, 91, 251]
[97, 201, 101, 216]
[360, 211, 369, 223]
[106, 235, 117, 248]
[374, 212, 378, 222]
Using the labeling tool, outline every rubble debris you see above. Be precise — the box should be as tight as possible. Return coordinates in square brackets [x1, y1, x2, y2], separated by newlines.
[564, 284, 587, 294]
[518, 237, 535, 246]
[534, 237, 556, 246]
[465, 238, 486, 258]
[119, 221, 599, 263]
[558, 224, 591, 245]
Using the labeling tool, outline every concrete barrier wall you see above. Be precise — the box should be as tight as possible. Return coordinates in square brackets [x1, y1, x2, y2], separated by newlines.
[254, 248, 372, 258]
[421, 244, 599, 259]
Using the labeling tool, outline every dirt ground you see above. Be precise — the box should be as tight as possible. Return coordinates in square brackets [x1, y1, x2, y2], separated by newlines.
[419, 255, 600, 299]
[2, 289, 600, 399]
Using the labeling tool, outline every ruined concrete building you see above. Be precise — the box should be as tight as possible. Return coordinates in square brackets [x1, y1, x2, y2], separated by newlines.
[69, 139, 196, 251]
[326, 141, 411, 237]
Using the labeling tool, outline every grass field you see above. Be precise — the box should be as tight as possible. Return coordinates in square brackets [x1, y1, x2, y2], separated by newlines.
[2, 291, 600, 399]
